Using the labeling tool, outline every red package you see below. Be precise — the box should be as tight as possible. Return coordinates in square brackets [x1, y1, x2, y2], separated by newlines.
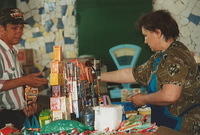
[0, 126, 19, 135]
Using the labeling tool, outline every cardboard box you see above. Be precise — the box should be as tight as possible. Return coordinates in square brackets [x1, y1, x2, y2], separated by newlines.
[17, 49, 34, 66]
[52, 111, 63, 121]
[52, 86, 63, 97]
[49, 73, 64, 86]
[50, 60, 64, 73]
[50, 97, 61, 111]
[53, 45, 62, 61]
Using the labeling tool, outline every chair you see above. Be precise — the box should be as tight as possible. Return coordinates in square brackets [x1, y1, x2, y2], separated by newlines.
[109, 44, 142, 98]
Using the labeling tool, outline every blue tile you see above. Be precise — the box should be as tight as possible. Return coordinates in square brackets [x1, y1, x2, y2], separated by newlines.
[25, 16, 36, 27]
[32, 32, 43, 38]
[48, 2, 56, 12]
[20, 39, 26, 47]
[64, 37, 75, 44]
[20, 0, 29, 3]
[45, 42, 55, 53]
[188, 13, 200, 25]
[61, 5, 68, 16]
[39, 7, 45, 14]
[44, 19, 54, 32]
[57, 18, 64, 29]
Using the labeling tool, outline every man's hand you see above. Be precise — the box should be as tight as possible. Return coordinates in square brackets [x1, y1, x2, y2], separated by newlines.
[1, 72, 48, 91]
[23, 102, 37, 117]
[21, 72, 48, 87]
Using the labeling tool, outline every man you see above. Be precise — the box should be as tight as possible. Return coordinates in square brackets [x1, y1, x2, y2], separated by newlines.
[101, 10, 200, 134]
[0, 8, 48, 129]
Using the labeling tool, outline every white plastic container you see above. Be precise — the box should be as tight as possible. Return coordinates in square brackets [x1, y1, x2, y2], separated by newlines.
[93, 104, 123, 131]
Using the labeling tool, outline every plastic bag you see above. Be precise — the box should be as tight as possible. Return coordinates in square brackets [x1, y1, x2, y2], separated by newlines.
[24, 115, 40, 129]
[40, 120, 93, 134]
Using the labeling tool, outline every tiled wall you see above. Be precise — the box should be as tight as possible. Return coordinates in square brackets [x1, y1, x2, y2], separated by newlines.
[17, 0, 78, 69]
[153, 0, 200, 54]
[17, 0, 200, 69]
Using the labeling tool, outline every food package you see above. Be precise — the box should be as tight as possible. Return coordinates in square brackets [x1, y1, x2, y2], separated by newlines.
[49, 73, 64, 86]
[17, 49, 34, 66]
[24, 86, 38, 105]
[121, 88, 141, 102]
[39, 109, 52, 128]
[50, 61, 64, 74]
[52, 85, 63, 97]
[53, 45, 62, 61]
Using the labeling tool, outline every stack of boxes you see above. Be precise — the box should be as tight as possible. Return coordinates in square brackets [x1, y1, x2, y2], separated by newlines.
[17, 49, 35, 75]
[49, 45, 70, 121]
[49, 46, 102, 122]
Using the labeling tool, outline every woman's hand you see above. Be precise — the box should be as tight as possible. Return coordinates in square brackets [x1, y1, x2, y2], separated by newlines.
[127, 93, 146, 107]
[127, 84, 182, 106]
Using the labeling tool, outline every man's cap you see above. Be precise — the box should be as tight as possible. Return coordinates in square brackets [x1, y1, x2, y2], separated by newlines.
[0, 8, 27, 25]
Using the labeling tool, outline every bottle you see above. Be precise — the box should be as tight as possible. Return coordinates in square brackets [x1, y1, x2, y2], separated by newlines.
[90, 84, 98, 107]
[82, 102, 94, 127]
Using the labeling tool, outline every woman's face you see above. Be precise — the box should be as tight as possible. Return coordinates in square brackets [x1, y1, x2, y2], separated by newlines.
[142, 27, 162, 52]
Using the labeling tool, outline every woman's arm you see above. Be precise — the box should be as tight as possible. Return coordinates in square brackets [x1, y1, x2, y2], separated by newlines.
[128, 84, 182, 106]
[100, 68, 136, 83]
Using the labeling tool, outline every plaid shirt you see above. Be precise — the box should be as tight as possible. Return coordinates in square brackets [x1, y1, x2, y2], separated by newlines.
[0, 39, 26, 110]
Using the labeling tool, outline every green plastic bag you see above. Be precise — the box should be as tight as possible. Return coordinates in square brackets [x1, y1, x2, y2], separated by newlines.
[40, 120, 93, 134]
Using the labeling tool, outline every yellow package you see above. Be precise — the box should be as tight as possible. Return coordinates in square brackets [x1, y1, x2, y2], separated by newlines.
[49, 73, 64, 86]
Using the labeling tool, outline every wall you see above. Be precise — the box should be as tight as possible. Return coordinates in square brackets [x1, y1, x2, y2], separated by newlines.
[153, 0, 200, 54]
[77, 0, 153, 71]
[16, 0, 200, 70]
[17, 0, 78, 70]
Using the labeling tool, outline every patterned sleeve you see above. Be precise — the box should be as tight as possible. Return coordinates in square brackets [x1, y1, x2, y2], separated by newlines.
[157, 53, 189, 86]
[132, 58, 152, 86]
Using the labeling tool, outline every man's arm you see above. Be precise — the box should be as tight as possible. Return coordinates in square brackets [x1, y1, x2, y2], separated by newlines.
[100, 68, 136, 83]
[1, 72, 48, 91]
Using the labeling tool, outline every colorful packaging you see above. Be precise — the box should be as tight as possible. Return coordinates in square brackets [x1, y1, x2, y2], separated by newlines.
[53, 45, 62, 61]
[49, 73, 64, 86]
[39, 109, 52, 128]
[138, 106, 151, 123]
[50, 97, 61, 111]
[24, 86, 38, 105]
[50, 60, 64, 74]
[121, 88, 141, 102]
[52, 86, 63, 97]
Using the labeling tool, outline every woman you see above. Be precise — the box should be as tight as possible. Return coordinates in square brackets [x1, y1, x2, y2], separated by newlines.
[101, 10, 200, 134]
